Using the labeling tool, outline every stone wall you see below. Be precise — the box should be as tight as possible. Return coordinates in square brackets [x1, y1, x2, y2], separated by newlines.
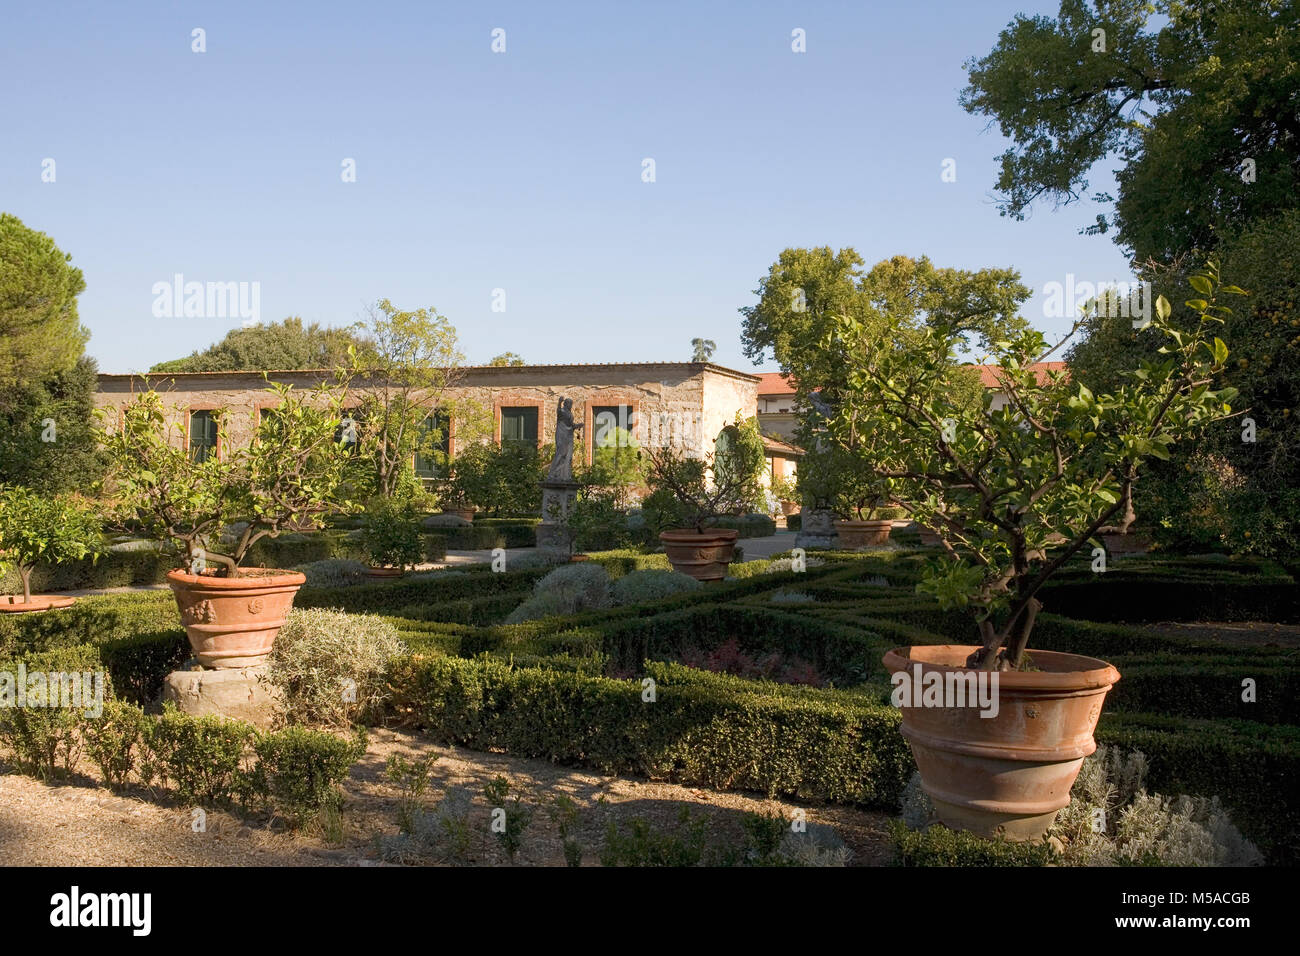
[94, 363, 760, 464]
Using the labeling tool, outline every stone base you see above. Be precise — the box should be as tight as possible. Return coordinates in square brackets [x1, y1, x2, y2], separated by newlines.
[794, 532, 838, 550]
[162, 661, 282, 728]
[795, 505, 838, 550]
[538, 479, 581, 556]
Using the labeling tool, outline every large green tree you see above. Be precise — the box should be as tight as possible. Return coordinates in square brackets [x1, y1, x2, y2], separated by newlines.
[0, 356, 105, 493]
[961, 0, 1300, 264]
[150, 317, 370, 373]
[355, 299, 464, 499]
[741, 249, 1028, 426]
[0, 213, 88, 401]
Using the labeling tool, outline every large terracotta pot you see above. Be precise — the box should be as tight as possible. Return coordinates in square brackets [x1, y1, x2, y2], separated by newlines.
[834, 518, 893, 548]
[166, 568, 306, 669]
[883, 644, 1120, 841]
[1100, 530, 1151, 557]
[779, 500, 800, 516]
[366, 566, 405, 579]
[659, 528, 739, 582]
[442, 507, 476, 523]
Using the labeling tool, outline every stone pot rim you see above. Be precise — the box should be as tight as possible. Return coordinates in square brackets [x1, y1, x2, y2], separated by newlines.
[659, 528, 741, 544]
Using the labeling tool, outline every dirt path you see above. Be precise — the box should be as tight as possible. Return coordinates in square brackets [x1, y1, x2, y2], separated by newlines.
[0, 728, 893, 867]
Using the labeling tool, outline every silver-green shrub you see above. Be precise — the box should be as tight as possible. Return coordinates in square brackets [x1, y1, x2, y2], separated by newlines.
[505, 563, 611, 623]
[293, 559, 370, 589]
[266, 608, 408, 727]
[610, 568, 701, 606]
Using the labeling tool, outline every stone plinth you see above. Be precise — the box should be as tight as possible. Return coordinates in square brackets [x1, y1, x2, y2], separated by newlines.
[795, 506, 838, 550]
[537, 479, 581, 554]
[162, 661, 282, 728]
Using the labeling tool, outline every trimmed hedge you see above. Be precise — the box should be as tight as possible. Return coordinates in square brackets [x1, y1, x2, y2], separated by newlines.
[384, 655, 913, 806]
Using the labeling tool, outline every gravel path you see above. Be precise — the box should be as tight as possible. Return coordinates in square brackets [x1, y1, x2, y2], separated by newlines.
[0, 728, 893, 867]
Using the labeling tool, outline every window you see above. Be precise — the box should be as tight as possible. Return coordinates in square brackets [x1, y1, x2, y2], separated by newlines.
[500, 406, 539, 447]
[189, 410, 219, 462]
[591, 404, 637, 466]
[414, 410, 451, 480]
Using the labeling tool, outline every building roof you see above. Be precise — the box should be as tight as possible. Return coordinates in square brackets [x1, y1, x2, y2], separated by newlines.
[762, 434, 804, 457]
[97, 361, 763, 387]
[970, 361, 1068, 388]
[756, 372, 796, 396]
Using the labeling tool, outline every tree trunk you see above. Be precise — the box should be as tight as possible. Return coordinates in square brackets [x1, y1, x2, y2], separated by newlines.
[19, 565, 32, 604]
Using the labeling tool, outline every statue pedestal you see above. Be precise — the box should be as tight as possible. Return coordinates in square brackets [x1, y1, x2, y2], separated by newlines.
[795, 506, 838, 550]
[537, 480, 581, 554]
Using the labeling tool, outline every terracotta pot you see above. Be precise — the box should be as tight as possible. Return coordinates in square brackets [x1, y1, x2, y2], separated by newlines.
[834, 518, 893, 548]
[569, 553, 591, 563]
[659, 528, 739, 582]
[882, 644, 1120, 841]
[442, 507, 476, 523]
[0, 594, 76, 614]
[779, 500, 800, 516]
[366, 566, 405, 579]
[1100, 530, 1151, 557]
[917, 528, 943, 547]
[166, 568, 306, 669]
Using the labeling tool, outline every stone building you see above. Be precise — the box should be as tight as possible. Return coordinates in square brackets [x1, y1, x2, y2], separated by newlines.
[94, 362, 763, 477]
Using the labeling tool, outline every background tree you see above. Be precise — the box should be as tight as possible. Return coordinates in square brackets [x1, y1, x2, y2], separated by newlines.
[960, 0, 1300, 264]
[690, 338, 716, 362]
[150, 317, 371, 373]
[0, 356, 105, 493]
[487, 352, 525, 367]
[0, 213, 88, 403]
[355, 299, 464, 499]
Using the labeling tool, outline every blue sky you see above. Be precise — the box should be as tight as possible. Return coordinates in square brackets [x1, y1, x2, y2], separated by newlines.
[2, 0, 1134, 374]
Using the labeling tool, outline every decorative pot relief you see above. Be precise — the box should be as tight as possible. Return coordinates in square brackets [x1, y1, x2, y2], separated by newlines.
[247, 597, 265, 615]
[183, 599, 217, 624]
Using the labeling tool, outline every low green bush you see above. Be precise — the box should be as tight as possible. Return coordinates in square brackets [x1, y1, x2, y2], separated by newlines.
[141, 704, 260, 807]
[83, 699, 152, 788]
[251, 726, 367, 827]
[888, 820, 1054, 866]
[0, 644, 106, 779]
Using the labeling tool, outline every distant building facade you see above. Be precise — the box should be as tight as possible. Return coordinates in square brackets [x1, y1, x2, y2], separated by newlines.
[94, 362, 763, 481]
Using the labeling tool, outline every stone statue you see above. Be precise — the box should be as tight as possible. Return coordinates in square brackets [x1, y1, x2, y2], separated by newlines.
[546, 397, 584, 483]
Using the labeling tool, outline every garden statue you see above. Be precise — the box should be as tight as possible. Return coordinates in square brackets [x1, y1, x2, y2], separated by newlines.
[546, 397, 584, 482]
[538, 397, 584, 554]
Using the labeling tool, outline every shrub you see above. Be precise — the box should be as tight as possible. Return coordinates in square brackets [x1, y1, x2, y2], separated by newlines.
[505, 564, 611, 623]
[266, 608, 408, 727]
[483, 775, 533, 862]
[361, 497, 423, 570]
[0, 644, 105, 779]
[82, 700, 151, 788]
[780, 822, 853, 867]
[889, 819, 1054, 866]
[600, 809, 713, 867]
[252, 726, 367, 828]
[610, 569, 702, 606]
[142, 705, 259, 807]
[293, 559, 371, 589]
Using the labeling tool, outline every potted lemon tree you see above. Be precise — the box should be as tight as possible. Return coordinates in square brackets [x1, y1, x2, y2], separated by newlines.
[645, 416, 765, 581]
[100, 380, 357, 668]
[826, 265, 1241, 840]
[0, 487, 104, 613]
